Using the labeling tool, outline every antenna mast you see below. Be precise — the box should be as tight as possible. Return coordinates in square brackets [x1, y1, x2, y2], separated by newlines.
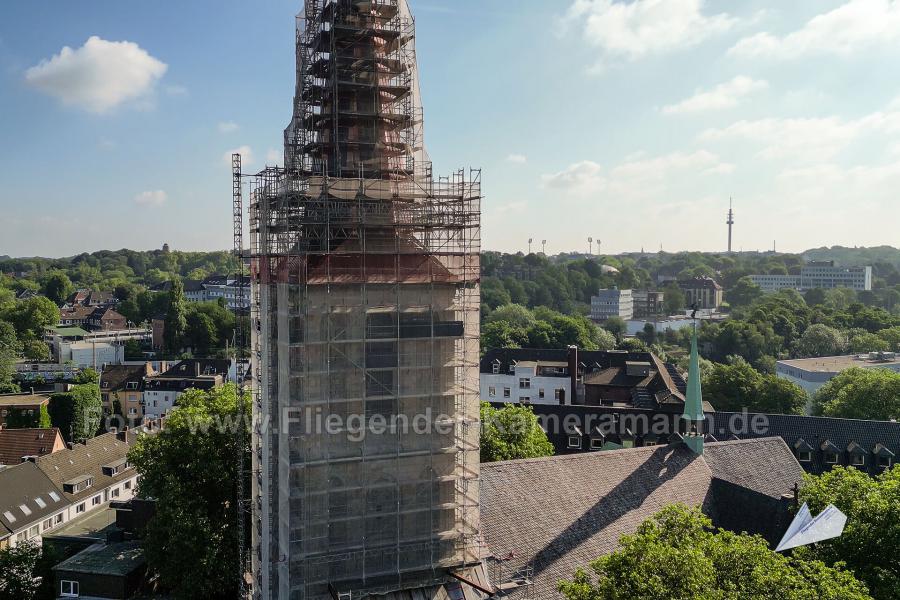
[727, 198, 735, 253]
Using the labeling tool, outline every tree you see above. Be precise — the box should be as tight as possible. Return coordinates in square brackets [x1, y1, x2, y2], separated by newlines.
[128, 384, 249, 598]
[848, 332, 890, 354]
[794, 324, 847, 358]
[798, 466, 900, 600]
[637, 322, 657, 345]
[826, 287, 858, 311]
[812, 368, 900, 420]
[186, 312, 219, 355]
[480, 402, 554, 463]
[22, 340, 50, 362]
[805, 288, 828, 306]
[662, 283, 685, 316]
[74, 367, 99, 384]
[485, 304, 535, 329]
[164, 278, 188, 354]
[876, 326, 900, 350]
[48, 383, 102, 443]
[702, 357, 806, 415]
[0, 541, 42, 600]
[618, 338, 649, 352]
[40, 271, 74, 305]
[727, 276, 764, 308]
[481, 320, 528, 351]
[0, 321, 22, 392]
[558, 504, 871, 600]
[602, 317, 627, 343]
[1, 296, 59, 339]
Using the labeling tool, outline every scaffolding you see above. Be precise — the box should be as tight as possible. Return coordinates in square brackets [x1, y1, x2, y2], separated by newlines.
[249, 1, 481, 599]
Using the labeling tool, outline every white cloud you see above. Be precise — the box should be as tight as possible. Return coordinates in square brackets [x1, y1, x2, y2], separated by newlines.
[134, 190, 168, 207]
[266, 148, 282, 165]
[563, 0, 736, 65]
[506, 154, 528, 164]
[218, 121, 239, 133]
[223, 146, 254, 167]
[542, 160, 606, 192]
[165, 84, 188, 97]
[542, 150, 728, 196]
[24, 36, 167, 113]
[662, 76, 768, 115]
[729, 0, 900, 59]
[700, 107, 900, 162]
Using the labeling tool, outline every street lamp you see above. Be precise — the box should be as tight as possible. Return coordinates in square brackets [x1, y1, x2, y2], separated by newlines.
[541, 240, 547, 255]
[528, 238, 533, 254]
[588, 237, 593, 255]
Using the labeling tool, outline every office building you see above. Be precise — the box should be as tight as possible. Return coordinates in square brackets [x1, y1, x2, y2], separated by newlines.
[590, 288, 633, 321]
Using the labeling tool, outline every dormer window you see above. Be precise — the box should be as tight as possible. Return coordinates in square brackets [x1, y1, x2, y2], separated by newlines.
[568, 436, 582, 449]
[63, 475, 94, 494]
[102, 458, 129, 476]
[590, 438, 604, 450]
[126, 381, 138, 390]
[851, 454, 865, 466]
[824, 452, 838, 465]
[878, 456, 893, 468]
[798, 451, 812, 463]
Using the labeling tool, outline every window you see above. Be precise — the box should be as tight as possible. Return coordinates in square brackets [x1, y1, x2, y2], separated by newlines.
[19, 504, 31, 517]
[503, 387, 511, 398]
[128, 407, 138, 415]
[76, 503, 85, 514]
[28, 525, 39, 539]
[519, 378, 531, 389]
[49, 491, 61, 502]
[851, 454, 865, 466]
[590, 438, 603, 450]
[644, 441, 657, 447]
[111, 487, 120, 498]
[488, 386, 496, 397]
[55, 514, 63, 524]
[824, 452, 838, 465]
[43, 518, 52, 530]
[61, 580, 79, 597]
[539, 389, 545, 399]
[520, 397, 530, 404]
[568, 436, 582, 449]
[34, 497, 46, 509]
[492, 363, 500, 375]
[91, 495, 101, 506]
[2, 511, 15, 524]
[878, 456, 893, 468]
[554, 389, 563, 401]
[124, 480, 132, 490]
[798, 451, 812, 462]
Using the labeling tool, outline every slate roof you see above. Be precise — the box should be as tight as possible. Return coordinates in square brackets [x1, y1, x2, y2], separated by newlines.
[157, 359, 230, 379]
[100, 364, 150, 393]
[36, 431, 138, 504]
[709, 411, 900, 476]
[0, 461, 69, 533]
[59, 305, 94, 322]
[479, 438, 802, 599]
[0, 428, 64, 466]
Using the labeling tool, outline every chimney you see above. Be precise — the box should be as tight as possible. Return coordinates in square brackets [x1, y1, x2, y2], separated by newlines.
[116, 429, 128, 442]
[568, 345, 578, 404]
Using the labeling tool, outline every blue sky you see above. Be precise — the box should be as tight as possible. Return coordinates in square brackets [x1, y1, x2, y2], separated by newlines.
[2, 0, 900, 258]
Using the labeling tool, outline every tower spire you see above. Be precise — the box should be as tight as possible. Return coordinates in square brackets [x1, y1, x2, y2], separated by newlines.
[682, 321, 705, 454]
[726, 198, 734, 254]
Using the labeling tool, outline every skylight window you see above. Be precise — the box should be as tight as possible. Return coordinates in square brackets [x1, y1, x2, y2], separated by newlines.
[3, 511, 15, 523]
[49, 491, 61, 502]
[19, 504, 32, 516]
[34, 497, 46, 509]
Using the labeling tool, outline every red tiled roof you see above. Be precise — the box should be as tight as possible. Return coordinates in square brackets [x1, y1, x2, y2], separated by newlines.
[0, 428, 65, 466]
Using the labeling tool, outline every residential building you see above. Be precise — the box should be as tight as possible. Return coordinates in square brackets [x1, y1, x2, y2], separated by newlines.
[0, 428, 65, 466]
[632, 290, 664, 319]
[0, 461, 70, 549]
[678, 276, 724, 310]
[249, 1, 481, 597]
[776, 352, 900, 395]
[480, 348, 691, 411]
[590, 288, 634, 321]
[750, 261, 873, 293]
[515, 402, 900, 477]
[86, 306, 129, 332]
[0, 393, 50, 428]
[151, 274, 251, 310]
[36, 430, 141, 524]
[141, 359, 228, 419]
[59, 306, 95, 328]
[479, 437, 803, 599]
[46, 327, 147, 366]
[66, 290, 117, 308]
[100, 364, 156, 421]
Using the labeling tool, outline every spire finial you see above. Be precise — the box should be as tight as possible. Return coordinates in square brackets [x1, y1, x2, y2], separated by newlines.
[682, 317, 705, 454]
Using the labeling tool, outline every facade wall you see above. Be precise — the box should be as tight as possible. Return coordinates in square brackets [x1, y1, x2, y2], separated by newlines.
[590, 289, 634, 321]
[480, 370, 569, 405]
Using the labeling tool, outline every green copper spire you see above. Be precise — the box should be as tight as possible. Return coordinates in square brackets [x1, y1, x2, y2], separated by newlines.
[682, 323, 705, 454]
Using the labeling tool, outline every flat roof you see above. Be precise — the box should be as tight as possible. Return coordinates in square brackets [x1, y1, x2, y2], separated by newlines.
[54, 541, 145, 576]
[48, 327, 89, 337]
[0, 394, 50, 407]
[44, 503, 117, 539]
[778, 354, 900, 372]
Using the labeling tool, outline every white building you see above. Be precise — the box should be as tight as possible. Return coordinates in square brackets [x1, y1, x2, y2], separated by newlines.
[590, 288, 634, 321]
[65, 341, 124, 370]
[776, 352, 900, 396]
[751, 262, 873, 293]
[481, 359, 570, 405]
